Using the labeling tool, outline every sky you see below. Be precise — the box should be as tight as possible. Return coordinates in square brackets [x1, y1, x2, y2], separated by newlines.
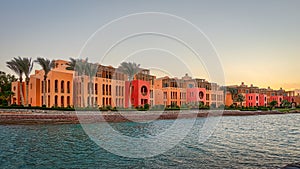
[0, 0, 299, 90]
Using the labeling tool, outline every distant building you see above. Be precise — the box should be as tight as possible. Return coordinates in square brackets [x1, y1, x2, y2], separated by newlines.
[225, 82, 298, 107]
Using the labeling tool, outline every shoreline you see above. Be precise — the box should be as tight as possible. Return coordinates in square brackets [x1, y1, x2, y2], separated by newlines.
[0, 109, 299, 125]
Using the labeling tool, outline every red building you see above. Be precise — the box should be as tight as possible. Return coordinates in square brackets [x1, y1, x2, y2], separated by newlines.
[259, 94, 267, 107]
[125, 80, 150, 108]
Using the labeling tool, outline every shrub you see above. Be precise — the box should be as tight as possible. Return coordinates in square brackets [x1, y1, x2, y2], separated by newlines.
[143, 104, 150, 110]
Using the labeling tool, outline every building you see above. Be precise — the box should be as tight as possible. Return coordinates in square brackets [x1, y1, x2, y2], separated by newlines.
[225, 82, 298, 107]
[11, 60, 225, 109]
[154, 73, 224, 108]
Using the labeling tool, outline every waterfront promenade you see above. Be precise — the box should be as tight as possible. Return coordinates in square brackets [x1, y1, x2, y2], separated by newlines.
[0, 109, 299, 125]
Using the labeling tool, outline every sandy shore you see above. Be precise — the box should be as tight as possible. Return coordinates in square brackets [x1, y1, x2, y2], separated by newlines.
[0, 109, 299, 125]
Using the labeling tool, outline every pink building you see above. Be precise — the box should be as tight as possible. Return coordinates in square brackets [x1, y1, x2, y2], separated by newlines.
[269, 96, 283, 106]
[186, 88, 206, 104]
[246, 93, 259, 107]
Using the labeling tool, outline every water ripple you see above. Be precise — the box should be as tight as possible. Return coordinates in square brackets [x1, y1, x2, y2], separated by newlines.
[0, 114, 299, 168]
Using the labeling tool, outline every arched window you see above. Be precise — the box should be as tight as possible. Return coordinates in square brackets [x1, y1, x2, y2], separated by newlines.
[67, 96, 70, 107]
[109, 85, 111, 95]
[55, 80, 58, 93]
[116, 86, 118, 96]
[95, 83, 98, 95]
[54, 95, 58, 107]
[67, 81, 70, 93]
[61, 96, 64, 107]
[141, 86, 148, 96]
[102, 84, 105, 95]
[48, 95, 50, 107]
[106, 85, 108, 95]
[199, 91, 204, 99]
[61, 80, 64, 93]
[48, 80, 50, 93]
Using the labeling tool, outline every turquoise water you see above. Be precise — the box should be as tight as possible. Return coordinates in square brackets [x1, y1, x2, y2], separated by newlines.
[0, 114, 299, 168]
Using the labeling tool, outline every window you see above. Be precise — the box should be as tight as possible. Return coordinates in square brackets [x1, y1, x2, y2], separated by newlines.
[55, 80, 58, 93]
[48, 80, 50, 93]
[67, 81, 70, 93]
[102, 84, 105, 95]
[61, 80, 64, 93]
[105, 85, 108, 95]
[206, 94, 210, 100]
[48, 95, 50, 107]
[95, 83, 98, 95]
[164, 92, 167, 99]
[211, 94, 216, 101]
[67, 96, 70, 107]
[54, 95, 58, 107]
[109, 85, 111, 95]
[61, 96, 64, 107]
[141, 86, 148, 96]
[199, 91, 204, 99]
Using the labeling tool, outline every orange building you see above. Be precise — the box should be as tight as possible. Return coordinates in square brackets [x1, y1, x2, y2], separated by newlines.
[11, 60, 225, 109]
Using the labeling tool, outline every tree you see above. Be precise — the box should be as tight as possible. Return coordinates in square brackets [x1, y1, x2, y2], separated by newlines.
[0, 71, 17, 106]
[17, 57, 33, 106]
[281, 100, 291, 109]
[227, 87, 238, 101]
[236, 94, 245, 107]
[35, 57, 55, 107]
[0, 91, 15, 106]
[72, 58, 88, 107]
[269, 100, 278, 110]
[117, 62, 141, 108]
[85, 62, 98, 107]
[66, 57, 76, 70]
[6, 57, 25, 105]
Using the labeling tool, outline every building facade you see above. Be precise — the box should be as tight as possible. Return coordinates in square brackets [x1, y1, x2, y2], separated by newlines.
[225, 82, 298, 107]
[11, 60, 225, 108]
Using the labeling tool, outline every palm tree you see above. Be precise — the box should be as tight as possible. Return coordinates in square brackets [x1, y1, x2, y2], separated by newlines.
[118, 62, 141, 108]
[6, 57, 25, 105]
[228, 87, 238, 101]
[17, 57, 33, 106]
[66, 57, 76, 70]
[35, 57, 55, 107]
[85, 62, 98, 107]
[236, 94, 245, 107]
[68, 58, 88, 107]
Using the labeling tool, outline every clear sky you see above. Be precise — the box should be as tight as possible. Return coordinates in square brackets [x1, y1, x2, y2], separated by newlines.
[0, 0, 299, 90]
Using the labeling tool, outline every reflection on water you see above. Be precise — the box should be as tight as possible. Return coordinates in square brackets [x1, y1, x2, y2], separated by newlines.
[0, 114, 299, 168]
